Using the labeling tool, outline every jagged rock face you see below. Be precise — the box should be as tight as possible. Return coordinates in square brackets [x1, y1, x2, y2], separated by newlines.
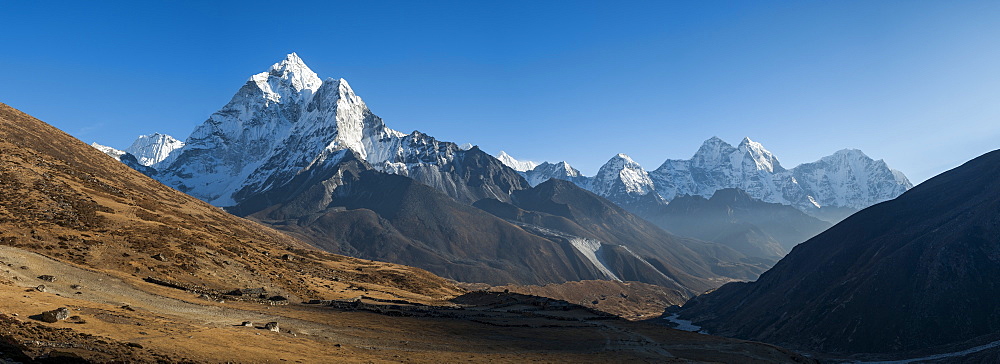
[154, 53, 526, 206]
[678, 148, 1000, 355]
[649, 137, 912, 213]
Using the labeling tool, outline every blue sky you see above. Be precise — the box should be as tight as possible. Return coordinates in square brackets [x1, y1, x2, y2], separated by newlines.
[3, 1, 1000, 183]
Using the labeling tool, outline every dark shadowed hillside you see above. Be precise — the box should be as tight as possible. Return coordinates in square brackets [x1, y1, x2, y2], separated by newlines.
[679, 148, 1000, 357]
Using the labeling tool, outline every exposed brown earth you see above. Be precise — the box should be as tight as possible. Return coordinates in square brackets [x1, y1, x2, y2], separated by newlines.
[0, 102, 813, 363]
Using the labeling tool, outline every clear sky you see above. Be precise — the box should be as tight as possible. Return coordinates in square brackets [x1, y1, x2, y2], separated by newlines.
[3, 1, 1000, 183]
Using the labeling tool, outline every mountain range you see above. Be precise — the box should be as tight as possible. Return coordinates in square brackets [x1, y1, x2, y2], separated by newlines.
[92, 53, 775, 297]
[503, 136, 912, 223]
[90, 53, 917, 294]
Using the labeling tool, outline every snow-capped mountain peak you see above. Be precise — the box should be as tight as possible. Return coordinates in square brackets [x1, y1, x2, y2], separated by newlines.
[691, 136, 738, 169]
[250, 52, 322, 105]
[590, 153, 655, 198]
[124, 133, 185, 167]
[496, 151, 539, 172]
[522, 160, 585, 186]
[551, 161, 581, 177]
[736, 137, 783, 173]
[149, 53, 523, 207]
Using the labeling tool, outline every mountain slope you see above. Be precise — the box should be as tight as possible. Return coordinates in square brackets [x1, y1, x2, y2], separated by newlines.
[0, 101, 461, 302]
[678, 148, 1000, 356]
[0, 101, 813, 363]
[229, 150, 611, 286]
[478, 179, 772, 293]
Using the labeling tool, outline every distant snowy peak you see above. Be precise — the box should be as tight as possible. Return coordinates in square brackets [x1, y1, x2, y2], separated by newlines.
[496, 151, 538, 172]
[125, 133, 185, 167]
[589, 153, 656, 199]
[790, 148, 913, 209]
[523, 161, 584, 187]
[90, 142, 125, 160]
[737, 137, 784, 173]
[649, 137, 912, 212]
[689, 136, 783, 173]
[690, 136, 738, 169]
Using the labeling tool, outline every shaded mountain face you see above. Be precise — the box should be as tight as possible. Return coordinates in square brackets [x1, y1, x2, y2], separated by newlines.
[230, 151, 612, 286]
[230, 149, 767, 294]
[678, 148, 1000, 356]
[0, 102, 461, 300]
[477, 179, 773, 293]
[638, 188, 832, 259]
[150, 53, 527, 207]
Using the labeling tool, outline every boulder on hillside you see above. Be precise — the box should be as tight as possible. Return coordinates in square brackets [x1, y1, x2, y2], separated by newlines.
[40, 307, 70, 323]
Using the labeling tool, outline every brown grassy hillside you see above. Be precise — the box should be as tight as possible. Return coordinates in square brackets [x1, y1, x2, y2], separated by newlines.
[0, 102, 462, 303]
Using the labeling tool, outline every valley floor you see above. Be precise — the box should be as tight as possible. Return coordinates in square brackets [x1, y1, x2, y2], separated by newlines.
[0, 245, 809, 363]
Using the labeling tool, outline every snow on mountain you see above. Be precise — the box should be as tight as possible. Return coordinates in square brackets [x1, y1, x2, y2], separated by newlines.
[516, 137, 909, 214]
[789, 149, 912, 210]
[587, 153, 659, 203]
[153, 53, 524, 207]
[649, 137, 912, 211]
[653, 137, 790, 204]
[496, 151, 538, 172]
[90, 142, 125, 160]
[523, 161, 585, 187]
[90, 142, 157, 176]
[124, 133, 184, 167]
